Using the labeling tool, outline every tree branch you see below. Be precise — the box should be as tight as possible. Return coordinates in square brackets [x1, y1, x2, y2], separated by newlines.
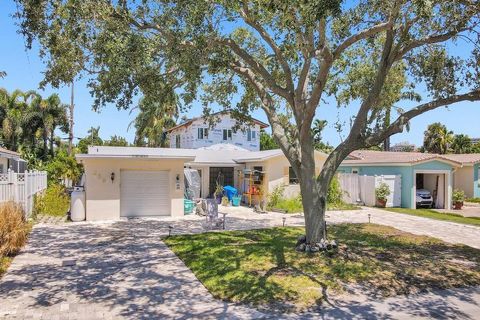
[229, 61, 299, 163]
[394, 26, 470, 60]
[366, 90, 480, 145]
[332, 22, 391, 60]
[220, 38, 293, 105]
[239, 2, 295, 94]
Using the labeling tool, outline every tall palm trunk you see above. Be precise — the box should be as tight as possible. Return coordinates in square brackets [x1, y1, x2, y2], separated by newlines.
[68, 82, 74, 156]
[42, 129, 49, 159]
[50, 129, 55, 157]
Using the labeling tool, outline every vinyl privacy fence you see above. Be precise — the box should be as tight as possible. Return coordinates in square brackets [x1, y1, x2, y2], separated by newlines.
[0, 170, 48, 218]
[338, 173, 402, 207]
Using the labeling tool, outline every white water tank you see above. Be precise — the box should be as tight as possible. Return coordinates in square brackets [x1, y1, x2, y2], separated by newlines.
[70, 187, 86, 222]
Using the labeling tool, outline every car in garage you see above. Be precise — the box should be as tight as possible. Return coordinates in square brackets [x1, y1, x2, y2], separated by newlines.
[416, 189, 433, 208]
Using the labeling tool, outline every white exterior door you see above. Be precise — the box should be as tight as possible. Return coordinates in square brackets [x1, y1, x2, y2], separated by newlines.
[375, 175, 402, 207]
[120, 170, 170, 217]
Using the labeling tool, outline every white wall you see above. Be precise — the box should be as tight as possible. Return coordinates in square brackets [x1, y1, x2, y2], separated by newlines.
[82, 158, 187, 220]
[423, 173, 445, 209]
[169, 114, 262, 151]
[454, 166, 474, 198]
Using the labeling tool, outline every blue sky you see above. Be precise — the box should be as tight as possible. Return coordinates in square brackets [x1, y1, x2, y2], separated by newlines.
[0, 2, 477, 147]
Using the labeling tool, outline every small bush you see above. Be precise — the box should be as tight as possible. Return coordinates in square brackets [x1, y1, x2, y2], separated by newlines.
[327, 175, 344, 206]
[275, 196, 304, 213]
[375, 183, 391, 201]
[0, 202, 30, 257]
[452, 189, 465, 203]
[34, 184, 70, 217]
[267, 184, 286, 209]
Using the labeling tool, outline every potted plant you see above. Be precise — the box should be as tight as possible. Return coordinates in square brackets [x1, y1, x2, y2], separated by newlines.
[214, 183, 224, 204]
[375, 183, 391, 208]
[221, 195, 229, 206]
[452, 189, 465, 210]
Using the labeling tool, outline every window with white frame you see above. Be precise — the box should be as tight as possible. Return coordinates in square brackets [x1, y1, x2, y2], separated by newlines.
[223, 129, 232, 141]
[197, 128, 208, 139]
[175, 135, 181, 148]
[247, 128, 256, 141]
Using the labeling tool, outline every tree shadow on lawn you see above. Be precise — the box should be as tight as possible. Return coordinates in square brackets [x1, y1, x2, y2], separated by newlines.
[166, 223, 480, 316]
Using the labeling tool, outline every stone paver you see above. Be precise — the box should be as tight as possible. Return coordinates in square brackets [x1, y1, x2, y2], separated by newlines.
[0, 221, 266, 319]
[1, 206, 480, 319]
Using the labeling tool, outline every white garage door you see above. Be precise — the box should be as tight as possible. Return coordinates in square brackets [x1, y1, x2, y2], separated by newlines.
[120, 170, 170, 217]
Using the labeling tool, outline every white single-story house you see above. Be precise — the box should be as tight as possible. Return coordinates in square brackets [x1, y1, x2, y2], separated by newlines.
[76, 145, 327, 220]
[0, 147, 27, 173]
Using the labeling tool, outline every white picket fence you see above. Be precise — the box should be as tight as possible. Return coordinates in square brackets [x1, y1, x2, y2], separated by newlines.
[338, 173, 402, 207]
[0, 170, 48, 217]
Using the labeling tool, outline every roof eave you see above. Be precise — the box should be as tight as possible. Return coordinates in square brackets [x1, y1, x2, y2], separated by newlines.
[76, 154, 196, 161]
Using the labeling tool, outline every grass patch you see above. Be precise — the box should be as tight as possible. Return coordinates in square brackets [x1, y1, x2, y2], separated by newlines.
[271, 197, 303, 213]
[384, 208, 480, 227]
[269, 196, 360, 213]
[466, 198, 480, 203]
[327, 203, 361, 211]
[0, 256, 12, 277]
[165, 224, 480, 311]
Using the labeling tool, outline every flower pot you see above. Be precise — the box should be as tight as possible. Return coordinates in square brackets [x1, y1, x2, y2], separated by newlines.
[376, 198, 387, 208]
[453, 201, 463, 210]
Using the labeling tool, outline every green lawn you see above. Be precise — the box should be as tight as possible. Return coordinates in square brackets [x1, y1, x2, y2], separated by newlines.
[270, 197, 360, 213]
[384, 208, 480, 227]
[165, 224, 480, 311]
[466, 198, 480, 204]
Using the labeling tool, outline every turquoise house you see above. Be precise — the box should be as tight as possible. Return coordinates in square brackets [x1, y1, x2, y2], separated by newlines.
[339, 151, 463, 209]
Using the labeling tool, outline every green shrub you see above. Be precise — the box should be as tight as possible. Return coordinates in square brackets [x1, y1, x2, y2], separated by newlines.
[327, 175, 343, 205]
[466, 198, 480, 203]
[34, 184, 70, 217]
[274, 196, 303, 213]
[267, 184, 286, 209]
[375, 183, 391, 201]
[452, 189, 465, 203]
[0, 202, 30, 257]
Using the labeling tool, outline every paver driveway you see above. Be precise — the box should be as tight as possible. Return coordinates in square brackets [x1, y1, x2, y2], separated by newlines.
[1, 207, 480, 319]
[0, 221, 266, 319]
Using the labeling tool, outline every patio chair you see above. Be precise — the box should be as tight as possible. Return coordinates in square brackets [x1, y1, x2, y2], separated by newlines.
[203, 199, 226, 230]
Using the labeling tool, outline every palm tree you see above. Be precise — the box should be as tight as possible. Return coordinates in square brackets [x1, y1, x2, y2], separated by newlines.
[130, 93, 178, 147]
[451, 134, 473, 154]
[423, 123, 453, 154]
[0, 89, 28, 151]
[23, 92, 68, 158]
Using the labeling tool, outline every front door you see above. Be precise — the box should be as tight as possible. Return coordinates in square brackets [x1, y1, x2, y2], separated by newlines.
[209, 167, 234, 197]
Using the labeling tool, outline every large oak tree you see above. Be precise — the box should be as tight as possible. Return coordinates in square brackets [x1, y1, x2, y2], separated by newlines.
[15, 0, 480, 243]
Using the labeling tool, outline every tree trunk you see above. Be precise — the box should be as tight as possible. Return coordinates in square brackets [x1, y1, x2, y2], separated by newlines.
[297, 141, 327, 244]
[43, 130, 49, 159]
[50, 129, 55, 157]
[300, 178, 326, 243]
[68, 81, 75, 156]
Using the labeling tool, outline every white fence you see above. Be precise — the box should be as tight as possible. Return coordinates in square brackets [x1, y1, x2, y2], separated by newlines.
[338, 173, 402, 207]
[0, 170, 48, 217]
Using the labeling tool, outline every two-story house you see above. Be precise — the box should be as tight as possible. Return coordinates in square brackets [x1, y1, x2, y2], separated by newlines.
[166, 111, 269, 151]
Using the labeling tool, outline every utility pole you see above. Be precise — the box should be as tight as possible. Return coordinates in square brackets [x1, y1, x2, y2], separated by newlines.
[68, 81, 75, 155]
